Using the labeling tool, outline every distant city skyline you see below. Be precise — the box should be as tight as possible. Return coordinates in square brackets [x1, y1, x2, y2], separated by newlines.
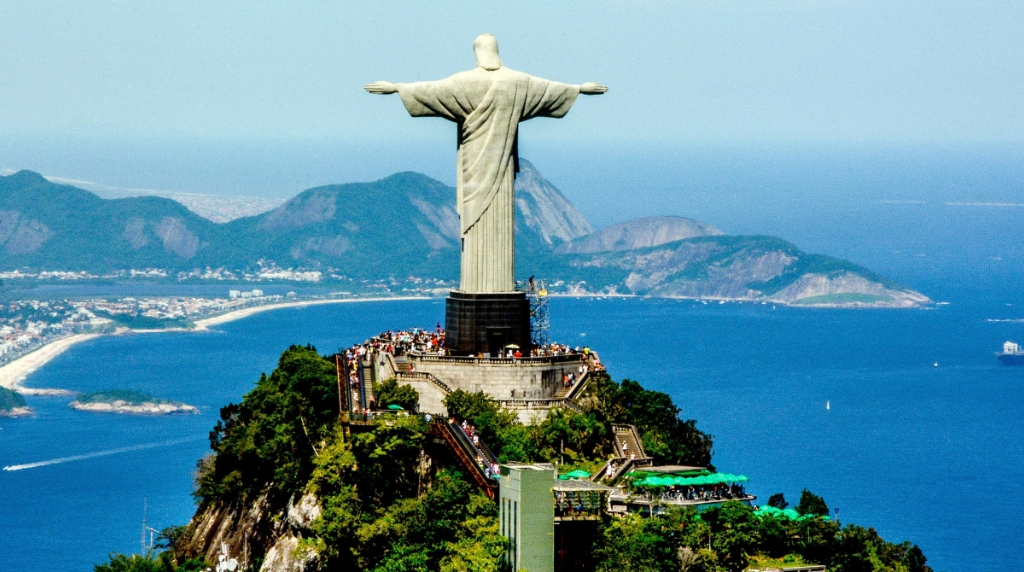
[0, 1, 1021, 143]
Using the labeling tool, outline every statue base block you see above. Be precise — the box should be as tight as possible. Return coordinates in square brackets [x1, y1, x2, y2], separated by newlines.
[445, 291, 531, 356]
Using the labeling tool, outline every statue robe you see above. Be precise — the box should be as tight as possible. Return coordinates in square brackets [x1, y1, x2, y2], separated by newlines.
[397, 67, 580, 292]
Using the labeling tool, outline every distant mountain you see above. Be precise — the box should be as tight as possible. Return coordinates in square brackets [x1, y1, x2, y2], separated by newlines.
[514, 159, 593, 249]
[0, 163, 592, 279]
[0, 165, 929, 306]
[0, 170, 223, 271]
[556, 216, 721, 254]
[551, 235, 929, 307]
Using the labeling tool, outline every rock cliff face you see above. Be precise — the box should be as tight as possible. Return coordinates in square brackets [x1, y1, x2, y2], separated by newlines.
[69, 399, 199, 414]
[557, 216, 721, 254]
[177, 493, 321, 572]
[514, 159, 593, 246]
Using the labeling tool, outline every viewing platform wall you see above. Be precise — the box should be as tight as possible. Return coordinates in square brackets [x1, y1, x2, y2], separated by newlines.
[407, 353, 584, 400]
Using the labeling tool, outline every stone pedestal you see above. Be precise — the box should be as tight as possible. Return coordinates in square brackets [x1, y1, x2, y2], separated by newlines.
[445, 291, 531, 356]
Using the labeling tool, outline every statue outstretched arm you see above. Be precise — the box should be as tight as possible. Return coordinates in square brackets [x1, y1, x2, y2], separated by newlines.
[365, 81, 398, 94]
[580, 82, 608, 95]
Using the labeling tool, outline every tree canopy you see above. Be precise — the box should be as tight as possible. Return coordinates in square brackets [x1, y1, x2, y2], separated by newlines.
[110, 344, 930, 572]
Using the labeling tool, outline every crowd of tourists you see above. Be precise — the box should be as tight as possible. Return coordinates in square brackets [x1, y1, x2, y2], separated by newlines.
[448, 416, 500, 480]
[337, 324, 603, 413]
[636, 483, 750, 504]
[372, 325, 447, 356]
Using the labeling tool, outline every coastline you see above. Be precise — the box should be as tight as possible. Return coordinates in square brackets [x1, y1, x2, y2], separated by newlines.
[0, 333, 101, 395]
[0, 296, 431, 396]
[193, 296, 430, 329]
[0, 406, 34, 418]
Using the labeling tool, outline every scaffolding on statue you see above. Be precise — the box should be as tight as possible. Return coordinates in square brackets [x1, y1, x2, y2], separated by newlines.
[518, 276, 550, 348]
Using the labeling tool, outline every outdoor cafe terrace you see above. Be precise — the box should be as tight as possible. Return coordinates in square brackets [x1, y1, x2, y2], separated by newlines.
[609, 469, 756, 514]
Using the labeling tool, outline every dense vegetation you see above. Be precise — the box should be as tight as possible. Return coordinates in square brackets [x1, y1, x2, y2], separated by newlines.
[75, 389, 161, 405]
[93, 310, 192, 330]
[0, 386, 27, 411]
[592, 502, 931, 572]
[195, 345, 340, 505]
[372, 377, 420, 412]
[440, 373, 714, 469]
[97, 345, 930, 572]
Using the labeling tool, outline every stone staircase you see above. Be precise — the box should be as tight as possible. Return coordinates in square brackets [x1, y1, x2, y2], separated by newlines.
[428, 419, 498, 499]
[594, 424, 653, 483]
[361, 360, 375, 406]
[614, 424, 645, 459]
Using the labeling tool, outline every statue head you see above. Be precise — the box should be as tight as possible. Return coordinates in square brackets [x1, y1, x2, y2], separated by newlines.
[473, 34, 502, 71]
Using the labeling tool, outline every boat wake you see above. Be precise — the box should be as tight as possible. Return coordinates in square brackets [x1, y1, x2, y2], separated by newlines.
[2, 436, 204, 472]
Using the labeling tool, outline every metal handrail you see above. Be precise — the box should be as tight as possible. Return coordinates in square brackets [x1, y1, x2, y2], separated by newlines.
[400, 371, 453, 394]
[408, 353, 585, 366]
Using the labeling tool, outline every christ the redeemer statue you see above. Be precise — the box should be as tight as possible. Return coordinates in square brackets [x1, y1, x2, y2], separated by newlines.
[366, 34, 606, 293]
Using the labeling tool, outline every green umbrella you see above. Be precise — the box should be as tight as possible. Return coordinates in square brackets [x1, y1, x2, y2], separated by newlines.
[562, 469, 591, 479]
[386, 404, 403, 410]
[638, 476, 671, 487]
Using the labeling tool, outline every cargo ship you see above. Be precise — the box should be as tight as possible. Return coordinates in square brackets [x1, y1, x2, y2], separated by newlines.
[997, 341, 1024, 365]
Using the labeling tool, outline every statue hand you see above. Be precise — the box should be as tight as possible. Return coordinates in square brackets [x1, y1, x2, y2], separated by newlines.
[580, 82, 608, 95]
[365, 81, 398, 95]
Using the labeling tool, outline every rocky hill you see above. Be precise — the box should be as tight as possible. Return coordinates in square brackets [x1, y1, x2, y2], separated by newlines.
[0, 165, 929, 306]
[555, 235, 929, 307]
[0, 170, 223, 271]
[556, 215, 721, 254]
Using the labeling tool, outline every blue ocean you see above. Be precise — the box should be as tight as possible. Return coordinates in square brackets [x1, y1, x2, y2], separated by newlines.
[1, 289, 1022, 571]
[2, 144, 1024, 570]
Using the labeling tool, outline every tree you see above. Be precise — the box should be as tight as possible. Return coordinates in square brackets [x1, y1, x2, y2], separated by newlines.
[200, 345, 340, 505]
[593, 513, 673, 572]
[767, 493, 788, 509]
[95, 553, 174, 572]
[796, 489, 829, 517]
[374, 377, 420, 412]
[700, 501, 757, 572]
[829, 525, 876, 572]
[906, 544, 932, 572]
[580, 375, 713, 467]
[94, 553, 206, 572]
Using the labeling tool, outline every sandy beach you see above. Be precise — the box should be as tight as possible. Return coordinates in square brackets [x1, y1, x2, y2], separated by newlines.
[0, 296, 430, 395]
[193, 296, 429, 329]
[0, 333, 101, 395]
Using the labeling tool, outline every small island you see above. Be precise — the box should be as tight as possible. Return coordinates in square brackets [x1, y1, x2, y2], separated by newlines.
[70, 389, 198, 415]
[0, 386, 33, 417]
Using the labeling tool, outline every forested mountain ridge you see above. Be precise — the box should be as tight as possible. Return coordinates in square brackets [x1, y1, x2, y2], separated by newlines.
[0, 170, 224, 271]
[0, 164, 929, 306]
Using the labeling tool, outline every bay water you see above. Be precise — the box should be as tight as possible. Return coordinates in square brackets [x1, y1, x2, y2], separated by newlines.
[0, 289, 1022, 571]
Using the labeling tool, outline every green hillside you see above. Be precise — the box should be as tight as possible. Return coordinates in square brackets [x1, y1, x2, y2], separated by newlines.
[0, 171, 224, 271]
[0, 168, 927, 306]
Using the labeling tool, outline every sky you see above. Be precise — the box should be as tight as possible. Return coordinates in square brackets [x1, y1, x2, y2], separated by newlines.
[1, 0, 1023, 280]
[0, 0, 1021, 143]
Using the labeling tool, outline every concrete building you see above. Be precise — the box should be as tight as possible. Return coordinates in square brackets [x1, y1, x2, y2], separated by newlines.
[499, 464, 555, 572]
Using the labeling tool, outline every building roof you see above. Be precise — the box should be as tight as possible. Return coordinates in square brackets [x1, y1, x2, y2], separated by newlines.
[644, 465, 707, 474]
[553, 480, 615, 492]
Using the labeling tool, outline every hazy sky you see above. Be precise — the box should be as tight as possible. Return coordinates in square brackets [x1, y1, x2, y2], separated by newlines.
[0, 0, 1022, 143]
